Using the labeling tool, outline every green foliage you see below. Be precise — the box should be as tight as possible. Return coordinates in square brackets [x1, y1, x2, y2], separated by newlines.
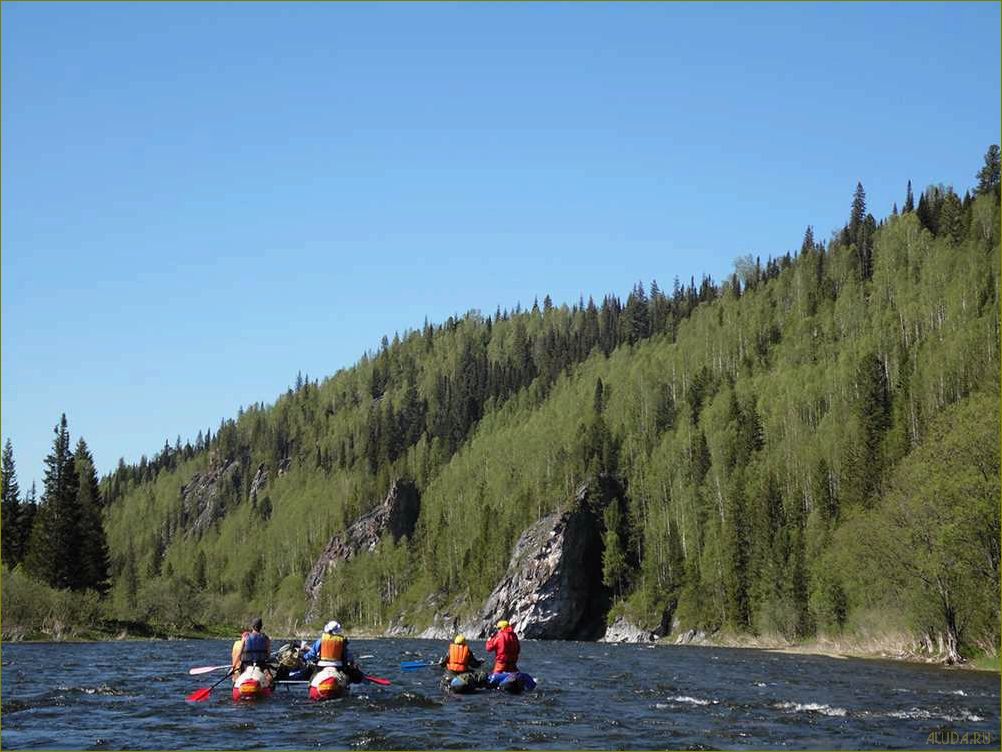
[976, 144, 1000, 197]
[602, 499, 629, 596]
[833, 391, 999, 661]
[1, 565, 103, 639]
[1, 438, 24, 566]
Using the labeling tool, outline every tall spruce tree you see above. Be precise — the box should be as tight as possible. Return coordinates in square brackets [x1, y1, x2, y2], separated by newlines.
[74, 438, 111, 593]
[976, 144, 1000, 197]
[19, 481, 38, 562]
[850, 182, 873, 279]
[903, 180, 915, 213]
[23, 415, 83, 589]
[723, 472, 751, 629]
[938, 189, 964, 245]
[842, 353, 891, 508]
[1, 439, 22, 566]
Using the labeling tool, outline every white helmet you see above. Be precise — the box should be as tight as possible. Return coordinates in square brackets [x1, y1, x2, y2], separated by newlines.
[324, 620, 342, 635]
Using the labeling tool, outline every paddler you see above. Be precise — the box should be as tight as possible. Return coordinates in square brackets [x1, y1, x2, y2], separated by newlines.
[438, 634, 486, 685]
[303, 620, 365, 683]
[485, 619, 520, 674]
[231, 617, 273, 680]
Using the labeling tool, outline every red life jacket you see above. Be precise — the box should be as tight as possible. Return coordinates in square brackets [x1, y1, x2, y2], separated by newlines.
[486, 627, 520, 673]
[446, 643, 471, 672]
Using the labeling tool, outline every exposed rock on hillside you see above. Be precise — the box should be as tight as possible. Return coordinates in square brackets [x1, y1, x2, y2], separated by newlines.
[248, 463, 268, 505]
[601, 616, 654, 643]
[178, 459, 241, 538]
[305, 479, 420, 611]
[464, 477, 625, 640]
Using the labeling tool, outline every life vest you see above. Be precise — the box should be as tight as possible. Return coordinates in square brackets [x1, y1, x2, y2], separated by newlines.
[446, 643, 471, 672]
[241, 631, 269, 664]
[319, 633, 346, 666]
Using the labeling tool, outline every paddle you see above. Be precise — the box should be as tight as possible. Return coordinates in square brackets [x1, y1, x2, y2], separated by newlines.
[400, 660, 438, 671]
[188, 664, 232, 676]
[361, 674, 391, 686]
[187, 667, 234, 702]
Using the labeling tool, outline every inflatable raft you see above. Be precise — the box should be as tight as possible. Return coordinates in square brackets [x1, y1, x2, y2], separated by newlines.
[231, 666, 273, 700]
[309, 666, 350, 701]
[487, 671, 536, 694]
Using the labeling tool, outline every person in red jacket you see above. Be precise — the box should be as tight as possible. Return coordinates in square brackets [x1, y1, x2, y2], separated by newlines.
[485, 619, 520, 673]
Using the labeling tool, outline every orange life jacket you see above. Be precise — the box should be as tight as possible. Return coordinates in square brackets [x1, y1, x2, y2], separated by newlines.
[320, 633, 346, 665]
[446, 643, 471, 672]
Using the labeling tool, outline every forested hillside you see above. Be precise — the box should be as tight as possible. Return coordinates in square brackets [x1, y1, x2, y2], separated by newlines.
[3, 147, 999, 662]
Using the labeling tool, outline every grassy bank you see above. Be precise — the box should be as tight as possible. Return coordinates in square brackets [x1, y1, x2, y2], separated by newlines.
[673, 629, 999, 671]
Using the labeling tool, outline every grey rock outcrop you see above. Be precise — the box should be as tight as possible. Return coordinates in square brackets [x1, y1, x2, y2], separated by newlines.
[248, 463, 268, 505]
[305, 479, 420, 611]
[601, 617, 655, 643]
[418, 612, 462, 640]
[674, 628, 710, 645]
[464, 479, 621, 640]
[178, 459, 241, 538]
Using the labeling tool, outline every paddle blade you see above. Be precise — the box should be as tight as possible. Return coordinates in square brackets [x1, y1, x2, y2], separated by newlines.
[186, 686, 213, 702]
[400, 660, 434, 670]
[189, 665, 230, 676]
[362, 674, 391, 686]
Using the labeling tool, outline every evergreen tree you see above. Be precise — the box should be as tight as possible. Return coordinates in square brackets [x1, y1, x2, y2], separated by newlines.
[23, 415, 83, 590]
[800, 225, 815, 255]
[938, 189, 964, 245]
[850, 182, 873, 279]
[850, 182, 867, 238]
[18, 481, 38, 558]
[722, 473, 751, 629]
[1, 439, 22, 566]
[903, 180, 914, 213]
[74, 438, 111, 593]
[976, 144, 1000, 197]
[842, 353, 891, 508]
[621, 282, 650, 344]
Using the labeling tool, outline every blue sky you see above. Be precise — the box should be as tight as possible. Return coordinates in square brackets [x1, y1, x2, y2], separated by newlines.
[2, 2, 999, 484]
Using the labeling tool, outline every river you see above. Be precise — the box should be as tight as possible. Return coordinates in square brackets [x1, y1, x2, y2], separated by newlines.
[1, 638, 997, 749]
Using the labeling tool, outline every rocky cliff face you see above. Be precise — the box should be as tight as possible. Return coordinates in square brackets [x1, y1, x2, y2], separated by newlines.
[177, 459, 241, 538]
[304, 479, 420, 611]
[461, 478, 623, 640]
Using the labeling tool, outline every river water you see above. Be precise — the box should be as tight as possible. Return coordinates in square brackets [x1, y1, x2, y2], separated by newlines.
[1, 638, 998, 749]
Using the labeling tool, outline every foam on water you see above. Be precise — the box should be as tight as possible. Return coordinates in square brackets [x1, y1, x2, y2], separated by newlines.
[884, 708, 985, 723]
[774, 701, 849, 717]
[665, 695, 716, 706]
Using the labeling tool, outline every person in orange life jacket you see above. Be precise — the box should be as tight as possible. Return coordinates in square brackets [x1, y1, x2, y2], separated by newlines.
[438, 634, 486, 685]
[303, 620, 364, 683]
[485, 619, 520, 673]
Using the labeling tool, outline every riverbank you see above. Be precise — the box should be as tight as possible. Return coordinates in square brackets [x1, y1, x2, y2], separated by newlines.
[671, 630, 999, 672]
[0, 620, 234, 642]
